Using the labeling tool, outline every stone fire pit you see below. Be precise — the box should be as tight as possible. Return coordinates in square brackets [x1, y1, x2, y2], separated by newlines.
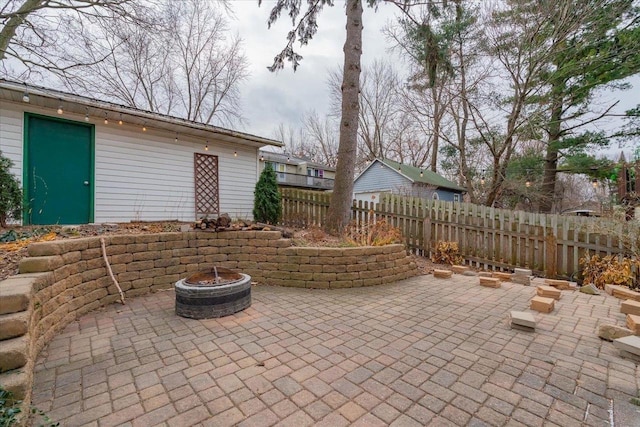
[174, 267, 251, 319]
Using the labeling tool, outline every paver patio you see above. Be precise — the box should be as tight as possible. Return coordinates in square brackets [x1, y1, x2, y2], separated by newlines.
[31, 274, 640, 426]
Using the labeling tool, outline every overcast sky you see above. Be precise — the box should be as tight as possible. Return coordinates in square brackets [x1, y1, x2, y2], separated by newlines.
[229, 1, 637, 159]
[230, 1, 401, 139]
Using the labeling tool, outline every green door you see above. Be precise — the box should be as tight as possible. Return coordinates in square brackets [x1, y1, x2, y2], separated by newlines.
[25, 115, 94, 225]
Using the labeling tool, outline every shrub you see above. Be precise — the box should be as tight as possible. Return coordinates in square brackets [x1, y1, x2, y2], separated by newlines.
[346, 217, 402, 246]
[253, 164, 281, 224]
[432, 241, 463, 265]
[580, 253, 636, 289]
[0, 151, 22, 227]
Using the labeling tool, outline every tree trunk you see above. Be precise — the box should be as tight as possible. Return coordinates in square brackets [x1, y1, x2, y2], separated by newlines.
[540, 81, 564, 213]
[325, 0, 363, 234]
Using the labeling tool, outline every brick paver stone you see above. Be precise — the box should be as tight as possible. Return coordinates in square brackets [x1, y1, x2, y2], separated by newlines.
[29, 274, 639, 426]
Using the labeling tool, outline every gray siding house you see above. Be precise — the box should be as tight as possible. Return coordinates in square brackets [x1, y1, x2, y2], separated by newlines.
[353, 158, 465, 204]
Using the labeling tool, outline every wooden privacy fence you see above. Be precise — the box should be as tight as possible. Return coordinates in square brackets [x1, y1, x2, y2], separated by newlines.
[280, 188, 638, 280]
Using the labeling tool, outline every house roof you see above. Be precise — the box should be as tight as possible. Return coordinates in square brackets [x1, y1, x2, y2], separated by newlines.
[0, 79, 283, 149]
[372, 158, 466, 192]
[258, 150, 336, 172]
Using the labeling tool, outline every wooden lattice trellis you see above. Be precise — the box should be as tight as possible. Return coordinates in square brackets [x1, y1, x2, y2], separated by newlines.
[194, 153, 219, 218]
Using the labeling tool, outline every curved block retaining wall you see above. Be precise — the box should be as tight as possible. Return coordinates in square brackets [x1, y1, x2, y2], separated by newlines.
[0, 231, 418, 407]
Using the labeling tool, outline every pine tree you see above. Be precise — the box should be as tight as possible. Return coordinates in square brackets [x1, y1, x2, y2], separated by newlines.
[253, 164, 281, 224]
[0, 151, 22, 227]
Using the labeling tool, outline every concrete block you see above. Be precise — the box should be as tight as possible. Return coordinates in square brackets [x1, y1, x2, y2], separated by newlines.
[613, 335, 640, 357]
[509, 311, 536, 330]
[0, 335, 29, 372]
[621, 299, 640, 316]
[478, 272, 492, 278]
[451, 265, 469, 274]
[511, 275, 532, 286]
[530, 296, 555, 313]
[598, 324, 633, 341]
[0, 311, 29, 340]
[492, 272, 512, 282]
[433, 269, 452, 279]
[626, 314, 640, 335]
[19, 256, 64, 273]
[605, 283, 615, 295]
[479, 277, 501, 288]
[514, 268, 532, 276]
[537, 285, 561, 300]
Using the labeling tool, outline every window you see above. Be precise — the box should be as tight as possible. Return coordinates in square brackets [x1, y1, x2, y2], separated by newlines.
[453, 193, 460, 202]
[432, 192, 439, 200]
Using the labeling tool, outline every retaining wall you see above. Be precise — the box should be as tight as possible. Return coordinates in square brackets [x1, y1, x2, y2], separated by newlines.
[0, 230, 418, 408]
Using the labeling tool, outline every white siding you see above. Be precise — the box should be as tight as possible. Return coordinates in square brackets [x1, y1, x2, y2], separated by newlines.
[0, 101, 259, 223]
[0, 106, 24, 181]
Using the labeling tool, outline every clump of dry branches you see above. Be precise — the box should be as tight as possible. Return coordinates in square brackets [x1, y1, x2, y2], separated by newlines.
[431, 241, 463, 265]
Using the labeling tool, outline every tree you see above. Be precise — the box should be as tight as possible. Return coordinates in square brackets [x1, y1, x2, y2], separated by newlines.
[65, 0, 248, 127]
[261, 0, 369, 233]
[253, 164, 282, 224]
[0, 151, 22, 227]
[0, 0, 145, 78]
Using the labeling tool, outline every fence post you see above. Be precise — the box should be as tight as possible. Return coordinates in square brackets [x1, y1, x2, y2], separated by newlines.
[545, 231, 557, 278]
[423, 217, 432, 256]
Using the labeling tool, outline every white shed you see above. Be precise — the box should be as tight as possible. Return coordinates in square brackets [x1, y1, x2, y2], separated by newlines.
[0, 79, 282, 225]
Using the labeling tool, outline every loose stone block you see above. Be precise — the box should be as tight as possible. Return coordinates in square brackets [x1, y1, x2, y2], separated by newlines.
[626, 314, 640, 335]
[478, 272, 492, 278]
[598, 324, 633, 341]
[514, 268, 532, 276]
[611, 286, 640, 302]
[621, 299, 640, 316]
[530, 296, 555, 313]
[511, 274, 532, 286]
[605, 283, 615, 295]
[479, 277, 501, 288]
[509, 311, 536, 330]
[537, 285, 561, 300]
[451, 265, 469, 274]
[544, 279, 570, 290]
[492, 272, 512, 282]
[434, 269, 452, 279]
[613, 335, 640, 357]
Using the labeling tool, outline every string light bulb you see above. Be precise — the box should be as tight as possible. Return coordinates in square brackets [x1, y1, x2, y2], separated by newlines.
[174, 133, 178, 143]
[234, 151, 238, 157]
[57, 100, 63, 114]
[260, 155, 264, 161]
[420, 170, 424, 178]
[205, 142, 209, 151]
[84, 108, 90, 122]
[142, 123, 147, 132]
[103, 113, 108, 125]
[118, 114, 123, 125]
[22, 84, 29, 103]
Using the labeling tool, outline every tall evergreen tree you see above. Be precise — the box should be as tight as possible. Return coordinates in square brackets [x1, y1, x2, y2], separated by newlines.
[0, 151, 22, 227]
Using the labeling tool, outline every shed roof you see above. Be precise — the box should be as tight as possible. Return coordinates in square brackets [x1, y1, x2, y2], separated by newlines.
[0, 79, 283, 149]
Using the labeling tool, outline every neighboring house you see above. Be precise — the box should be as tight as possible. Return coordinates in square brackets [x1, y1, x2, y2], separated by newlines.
[0, 79, 282, 225]
[353, 158, 466, 204]
[258, 150, 335, 191]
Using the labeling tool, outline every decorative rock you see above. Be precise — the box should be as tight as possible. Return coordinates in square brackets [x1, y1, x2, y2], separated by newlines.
[626, 314, 640, 335]
[451, 265, 469, 274]
[530, 296, 555, 313]
[480, 277, 501, 288]
[579, 284, 600, 295]
[537, 285, 561, 300]
[509, 311, 536, 331]
[598, 324, 633, 341]
[621, 300, 640, 316]
[462, 271, 477, 277]
[433, 269, 452, 279]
